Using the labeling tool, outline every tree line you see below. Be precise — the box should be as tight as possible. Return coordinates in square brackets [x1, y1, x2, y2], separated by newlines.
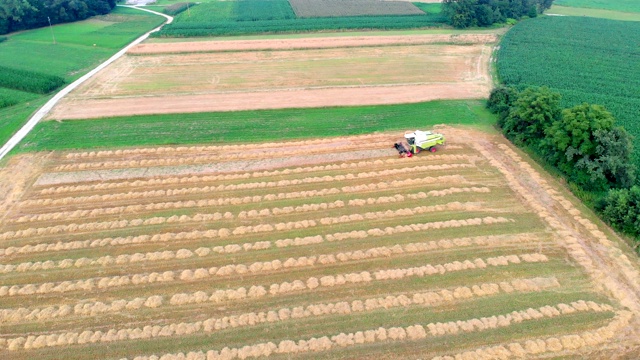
[0, 0, 117, 35]
[442, 0, 554, 28]
[488, 86, 640, 251]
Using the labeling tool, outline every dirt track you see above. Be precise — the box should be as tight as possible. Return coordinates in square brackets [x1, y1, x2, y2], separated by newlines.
[130, 33, 497, 54]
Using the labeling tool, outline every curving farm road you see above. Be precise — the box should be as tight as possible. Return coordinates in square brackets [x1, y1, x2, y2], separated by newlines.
[0, 6, 172, 161]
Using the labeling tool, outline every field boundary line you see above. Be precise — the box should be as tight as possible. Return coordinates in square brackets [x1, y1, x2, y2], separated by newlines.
[34, 149, 397, 186]
[0, 215, 521, 258]
[17, 174, 470, 211]
[104, 302, 618, 360]
[0, 227, 534, 275]
[3, 279, 569, 350]
[0, 215, 515, 256]
[19, 168, 472, 208]
[0, 229, 528, 297]
[496, 143, 640, 303]
[50, 141, 395, 171]
[60, 133, 391, 159]
[0, 200, 489, 241]
[0, 6, 173, 161]
[475, 140, 640, 314]
[9, 187, 490, 224]
[0, 251, 550, 323]
[34, 154, 472, 195]
[177, 253, 545, 302]
[431, 310, 633, 359]
[59, 138, 464, 160]
[128, 34, 499, 55]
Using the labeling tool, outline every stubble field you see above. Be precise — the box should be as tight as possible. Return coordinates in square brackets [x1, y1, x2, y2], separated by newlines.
[47, 33, 495, 120]
[1, 127, 639, 359]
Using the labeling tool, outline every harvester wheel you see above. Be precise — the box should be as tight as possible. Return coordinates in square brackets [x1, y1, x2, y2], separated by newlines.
[414, 147, 421, 154]
[429, 147, 437, 153]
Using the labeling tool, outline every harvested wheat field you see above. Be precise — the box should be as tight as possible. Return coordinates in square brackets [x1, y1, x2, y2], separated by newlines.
[1, 126, 639, 359]
[48, 34, 494, 120]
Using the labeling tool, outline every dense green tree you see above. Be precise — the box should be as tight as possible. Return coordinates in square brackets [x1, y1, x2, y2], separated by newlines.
[487, 86, 518, 124]
[0, 0, 116, 34]
[540, 103, 635, 189]
[581, 127, 636, 189]
[0, 0, 35, 23]
[501, 86, 561, 146]
[538, 0, 554, 11]
[442, 0, 477, 28]
[543, 104, 613, 165]
[0, 0, 34, 32]
[475, 4, 494, 26]
[443, 0, 554, 28]
[596, 186, 640, 241]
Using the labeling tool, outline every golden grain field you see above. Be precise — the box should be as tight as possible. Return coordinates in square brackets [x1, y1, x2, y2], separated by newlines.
[0, 127, 638, 359]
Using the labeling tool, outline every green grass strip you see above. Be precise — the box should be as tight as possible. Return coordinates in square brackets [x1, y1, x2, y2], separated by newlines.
[554, 0, 640, 14]
[548, 5, 640, 21]
[0, 97, 50, 144]
[0, 7, 168, 150]
[16, 100, 496, 152]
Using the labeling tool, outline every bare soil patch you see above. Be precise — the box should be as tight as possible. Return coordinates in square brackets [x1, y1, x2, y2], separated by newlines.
[49, 37, 493, 120]
[48, 83, 489, 119]
[71, 45, 485, 98]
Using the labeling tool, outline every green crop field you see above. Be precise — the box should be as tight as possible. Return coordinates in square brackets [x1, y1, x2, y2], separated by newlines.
[496, 16, 640, 171]
[0, 88, 39, 110]
[0, 8, 165, 77]
[555, 0, 640, 13]
[172, 0, 296, 22]
[15, 100, 495, 152]
[155, 0, 446, 37]
[0, 7, 165, 149]
[0, 66, 65, 94]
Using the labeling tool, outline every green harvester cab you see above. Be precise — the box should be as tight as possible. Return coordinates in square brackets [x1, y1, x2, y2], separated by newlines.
[404, 130, 445, 154]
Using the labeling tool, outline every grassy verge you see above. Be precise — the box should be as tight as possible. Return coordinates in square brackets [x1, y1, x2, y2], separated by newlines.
[0, 97, 50, 143]
[0, 7, 166, 80]
[15, 100, 496, 152]
[547, 5, 640, 21]
[554, 0, 640, 13]
[0, 7, 166, 149]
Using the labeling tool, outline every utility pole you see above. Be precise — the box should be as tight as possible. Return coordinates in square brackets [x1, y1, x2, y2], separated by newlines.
[187, 2, 191, 17]
[47, 17, 56, 44]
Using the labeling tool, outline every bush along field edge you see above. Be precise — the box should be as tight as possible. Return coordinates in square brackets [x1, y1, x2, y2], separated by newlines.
[487, 85, 640, 253]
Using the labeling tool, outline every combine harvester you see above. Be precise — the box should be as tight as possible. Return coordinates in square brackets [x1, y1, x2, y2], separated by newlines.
[394, 130, 445, 157]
